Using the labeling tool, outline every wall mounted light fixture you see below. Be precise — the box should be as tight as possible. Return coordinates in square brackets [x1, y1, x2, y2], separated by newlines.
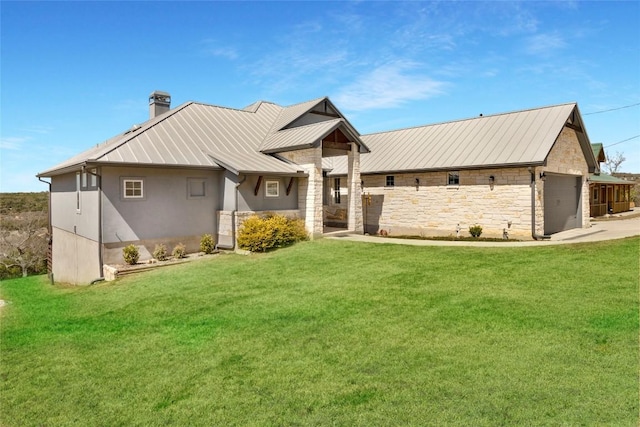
[539, 172, 546, 181]
[489, 175, 495, 184]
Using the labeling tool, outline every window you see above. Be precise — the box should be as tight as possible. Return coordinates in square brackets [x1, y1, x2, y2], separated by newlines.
[90, 168, 97, 187]
[334, 178, 341, 204]
[386, 175, 395, 187]
[265, 180, 279, 197]
[81, 171, 87, 188]
[593, 187, 599, 202]
[124, 179, 144, 199]
[448, 171, 460, 186]
[76, 172, 81, 211]
[188, 178, 206, 198]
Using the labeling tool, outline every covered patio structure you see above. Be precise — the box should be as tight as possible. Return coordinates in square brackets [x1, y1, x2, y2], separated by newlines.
[589, 173, 633, 217]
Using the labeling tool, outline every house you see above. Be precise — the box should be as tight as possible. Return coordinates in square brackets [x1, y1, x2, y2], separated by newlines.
[588, 143, 633, 216]
[326, 102, 597, 239]
[38, 92, 598, 284]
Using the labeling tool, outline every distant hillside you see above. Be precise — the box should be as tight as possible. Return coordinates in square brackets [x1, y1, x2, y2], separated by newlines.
[0, 192, 48, 215]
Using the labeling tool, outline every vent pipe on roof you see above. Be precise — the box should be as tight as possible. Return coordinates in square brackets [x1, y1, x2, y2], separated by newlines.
[149, 91, 171, 119]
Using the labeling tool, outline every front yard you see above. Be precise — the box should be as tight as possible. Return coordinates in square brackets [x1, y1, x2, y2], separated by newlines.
[1, 238, 638, 426]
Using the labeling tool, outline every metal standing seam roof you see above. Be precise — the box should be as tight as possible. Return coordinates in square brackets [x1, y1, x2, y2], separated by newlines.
[38, 96, 370, 178]
[260, 118, 344, 153]
[206, 149, 306, 176]
[269, 97, 328, 132]
[38, 100, 294, 176]
[38, 98, 592, 179]
[327, 103, 589, 175]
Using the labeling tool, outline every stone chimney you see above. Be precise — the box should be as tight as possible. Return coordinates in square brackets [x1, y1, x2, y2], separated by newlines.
[149, 91, 171, 119]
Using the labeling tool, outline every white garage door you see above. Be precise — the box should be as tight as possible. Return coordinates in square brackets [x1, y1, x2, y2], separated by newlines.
[544, 174, 582, 235]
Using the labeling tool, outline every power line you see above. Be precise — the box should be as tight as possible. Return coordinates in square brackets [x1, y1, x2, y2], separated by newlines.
[604, 134, 640, 148]
[584, 102, 640, 115]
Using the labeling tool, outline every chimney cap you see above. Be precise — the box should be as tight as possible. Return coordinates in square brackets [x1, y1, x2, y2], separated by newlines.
[149, 91, 171, 103]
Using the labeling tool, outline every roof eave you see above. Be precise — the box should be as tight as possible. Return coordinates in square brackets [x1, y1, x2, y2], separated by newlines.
[355, 161, 546, 176]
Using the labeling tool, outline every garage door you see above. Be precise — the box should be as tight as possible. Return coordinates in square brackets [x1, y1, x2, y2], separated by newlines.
[544, 174, 581, 235]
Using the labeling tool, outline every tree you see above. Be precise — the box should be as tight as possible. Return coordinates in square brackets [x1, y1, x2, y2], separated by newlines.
[604, 151, 626, 174]
[0, 211, 49, 278]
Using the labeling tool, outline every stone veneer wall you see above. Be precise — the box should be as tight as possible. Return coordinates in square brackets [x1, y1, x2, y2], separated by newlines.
[347, 143, 363, 233]
[278, 148, 323, 236]
[216, 209, 303, 249]
[360, 125, 590, 239]
[541, 126, 590, 230]
[361, 168, 533, 239]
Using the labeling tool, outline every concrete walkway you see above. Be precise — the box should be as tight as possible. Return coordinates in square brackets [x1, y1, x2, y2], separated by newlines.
[328, 209, 640, 247]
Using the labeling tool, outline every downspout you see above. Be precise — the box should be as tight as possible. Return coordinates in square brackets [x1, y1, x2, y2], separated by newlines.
[84, 166, 104, 282]
[529, 168, 550, 240]
[38, 177, 53, 284]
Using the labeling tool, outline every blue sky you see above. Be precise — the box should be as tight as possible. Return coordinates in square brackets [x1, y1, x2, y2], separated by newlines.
[2, 1, 639, 192]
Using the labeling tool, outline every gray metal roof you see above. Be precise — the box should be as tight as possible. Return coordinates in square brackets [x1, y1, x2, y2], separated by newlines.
[261, 118, 343, 153]
[38, 98, 594, 179]
[38, 100, 306, 176]
[327, 102, 595, 175]
[270, 97, 327, 131]
[38, 95, 372, 178]
[207, 149, 305, 176]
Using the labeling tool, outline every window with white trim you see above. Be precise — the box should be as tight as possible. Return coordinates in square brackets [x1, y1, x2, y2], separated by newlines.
[334, 178, 341, 204]
[90, 168, 97, 187]
[265, 180, 279, 197]
[123, 179, 144, 199]
[448, 171, 460, 186]
[81, 171, 87, 188]
[386, 175, 395, 187]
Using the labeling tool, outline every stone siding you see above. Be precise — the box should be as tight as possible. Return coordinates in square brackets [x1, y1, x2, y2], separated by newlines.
[362, 168, 532, 239]
[279, 148, 323, 236]
[542, 126, 590, 230]
[360, 125, 590, 239]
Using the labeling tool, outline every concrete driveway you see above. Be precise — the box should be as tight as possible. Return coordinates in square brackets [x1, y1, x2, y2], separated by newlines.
[330, 211, 640, 247]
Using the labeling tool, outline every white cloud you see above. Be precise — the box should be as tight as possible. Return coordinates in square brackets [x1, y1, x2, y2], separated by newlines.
[19, 125, 53, 135]
[0, 136, 30, 150]
[334, 61, 447, 111]
[200, 39, 239, 60]
[205, 47, 239, 61]
[525, 33, 567, 56]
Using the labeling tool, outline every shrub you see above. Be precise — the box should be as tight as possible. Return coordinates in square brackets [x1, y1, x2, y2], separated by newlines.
[237, 213, 308, 252]
[122, 244, 139, 265]
[153, 244, 168, 261]
[172, 243, 187, 259]
[200, 234, 216, 254]
[469, 224, 483, 238]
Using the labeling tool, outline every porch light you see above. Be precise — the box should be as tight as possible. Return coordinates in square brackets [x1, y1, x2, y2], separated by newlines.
[539, 172, 546, 181]
[489, 175, 495, 184]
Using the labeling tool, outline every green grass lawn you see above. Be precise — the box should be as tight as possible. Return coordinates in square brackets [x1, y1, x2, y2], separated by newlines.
[1, 238, 638, 426]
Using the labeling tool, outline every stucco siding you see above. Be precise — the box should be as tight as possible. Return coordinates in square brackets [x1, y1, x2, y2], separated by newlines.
[51, 172, 100, 241]
[238, 175, 299, 212]
[100, 166, 220, 262]
[51, 227, 101, 284]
